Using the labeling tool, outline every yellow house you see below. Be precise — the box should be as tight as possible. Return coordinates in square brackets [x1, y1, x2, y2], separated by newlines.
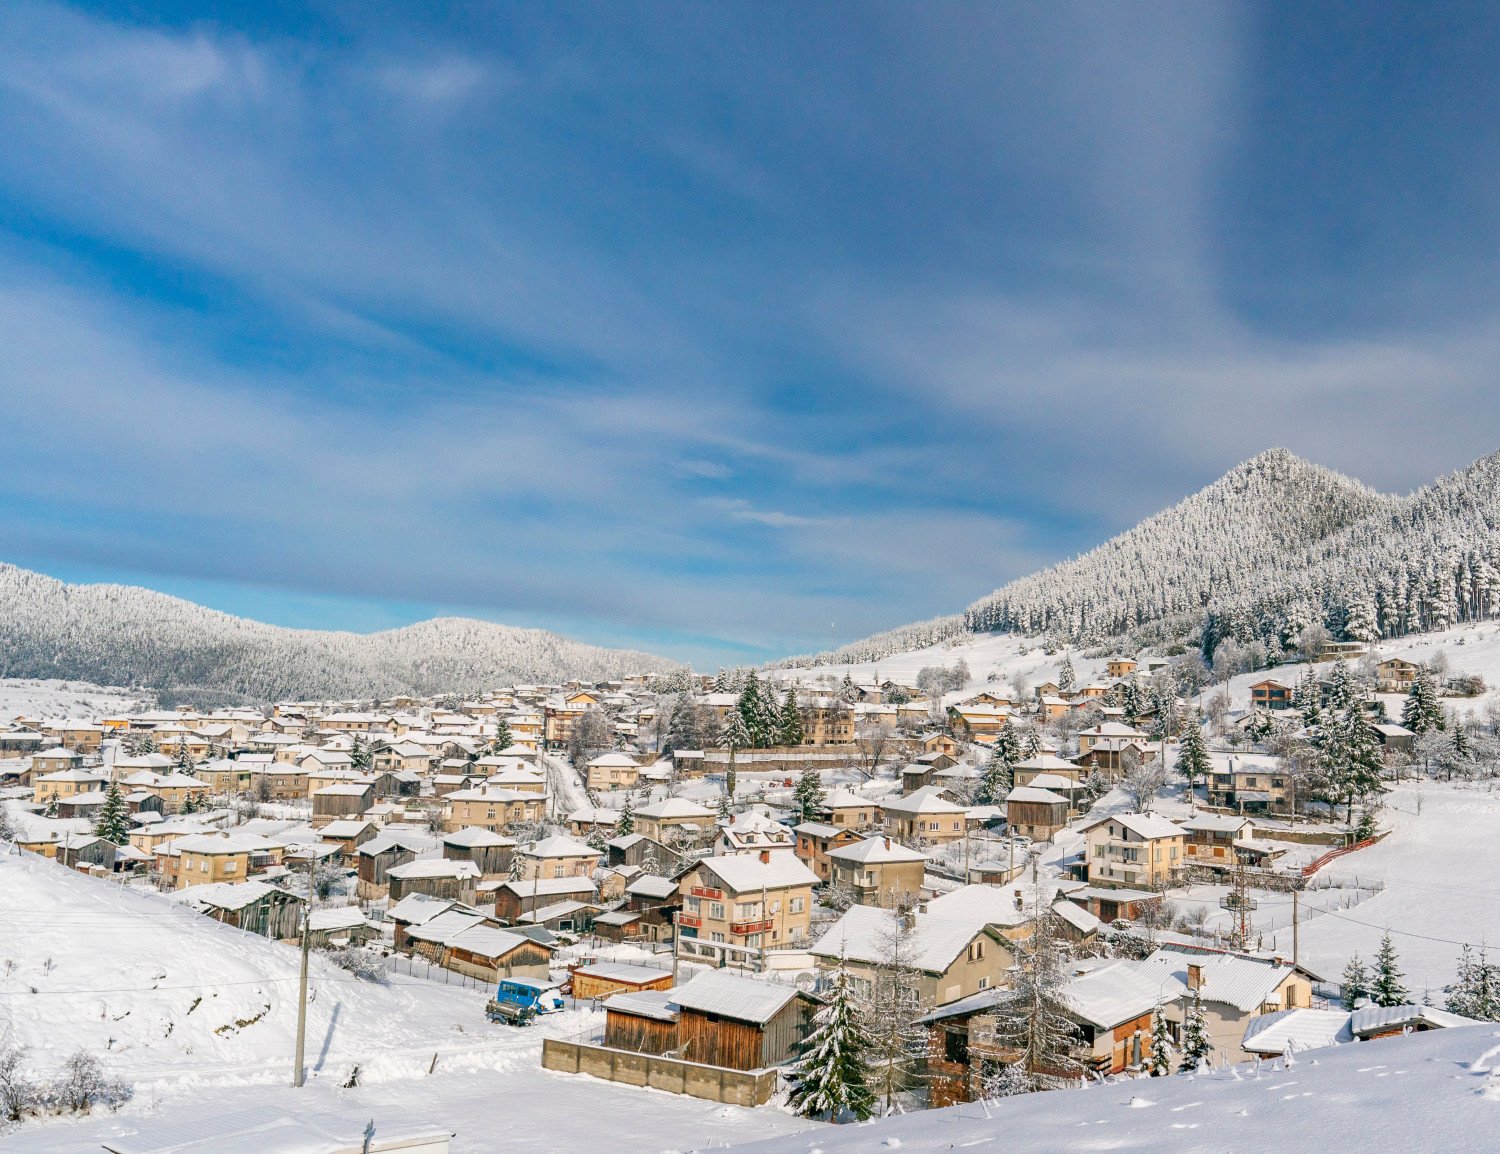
[32, 766, 108, 804]
[676, 851, 819, 962]
[633, 797, 714, 844]
[1082, 812, 1186, 888]
[512, 834, 600, 880]
[585, 752, 640, 791]
[168, 831, 282, 888]
[881, 787, 969, 845]
[445, 787, 547, 833]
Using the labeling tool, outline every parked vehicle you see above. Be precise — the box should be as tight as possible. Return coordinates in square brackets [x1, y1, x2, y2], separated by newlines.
[486, 978, 566, 1025]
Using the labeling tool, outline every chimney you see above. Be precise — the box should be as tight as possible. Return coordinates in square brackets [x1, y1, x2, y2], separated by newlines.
[883, 838, 891, 850]
[759, 850, 770, 864]
[1186, 963, 1203, 991]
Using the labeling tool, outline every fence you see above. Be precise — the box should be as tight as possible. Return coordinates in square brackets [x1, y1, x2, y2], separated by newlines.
[541, 1037, 780, 1106]
[1301, 831, 1388, 878]
[385, 953, 492, 993]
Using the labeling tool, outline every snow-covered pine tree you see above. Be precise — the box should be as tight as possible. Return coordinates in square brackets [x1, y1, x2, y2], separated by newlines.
[1444, 944, 1499, 1021]
[506, 850, 525, 882]
[794, 769, 825, 824]
[1179, 991, 1212, 1072]
[171, 742, 194, 775]
[1401, 668, 1444, 734]
[1370, 932, 1409, 1007]
[777, 689, 806, 747]
[613, 798, 635, 837]
[1176, 709, 1211, 802]
[716, 789, 733, 824]
[492, 718, 513, 751]
[980, 1059, 1034, 1099]
[349, 734, 371, 771]
[722, 711, 750, 799]
[861, 913, 929, 1114]
[976, 746, 1013, 807]
[43, 797, 58, 819]
[992, 908, 1082, 1089]
[1020, 725, 1043, 759]
[92, 781, 131, 845]
[1147, 1001, 1173, 1076]
[787, 964, 876, 1122]
[1341, 954, 1370, 1010]
[1319, 700, 1385, 823]
[992, 718, 1022, 766]
[1057, 657, 1077, 694]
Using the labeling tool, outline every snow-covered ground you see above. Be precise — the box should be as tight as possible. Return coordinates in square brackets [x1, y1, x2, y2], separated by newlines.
[0, 678, 143, 723]
[723, 1023, 1500, 1154]
[0, 851, 817, 1152]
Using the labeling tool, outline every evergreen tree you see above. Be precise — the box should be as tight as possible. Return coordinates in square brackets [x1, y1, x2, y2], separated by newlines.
[492, 718, 513, 751]
[179, 792, 198, 815]
[92, 781, 131, 845]
[976, 746, 1014, 807]
[1325, 661, 1357, 713]
[1319, 701, 1385, 823]
[723, 712, 751, 799]
[992, 718, 1022, 766]
[788, 965, 876, 1122]
[1147, 1001, 1174, 1076]
[1401, 668, 1444, 735]
[1057, 657, 1077, 694]
[349, 734, 371, 772]
[793, 769, 825, 825]
[1452, 719, 1471, 761]
[171, 742, 194, 775]
[862, 915, 929, 1114]
[613, 798, 635, 838]
[1020, 726, 1043, 759]
[1179, 991, 1212, 1072]
[1176, 710, 1211, 800]
[1446, 945, 1500, 1022]
[1121, 679, 1144, 726]
[716, 789, 734, 824]
[1340, 954, 1370, 1010]
[43, 797, 59, 819]
[777, 689, 806, 747]
[1370, 932, 1409, 1007]
[506, 850, 525, 881]
[713, 668, 730, 693]
[993, 909, 1082, 1088]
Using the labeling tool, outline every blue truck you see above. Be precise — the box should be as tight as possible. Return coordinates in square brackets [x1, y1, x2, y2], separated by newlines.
[485, 978, 566, 1025]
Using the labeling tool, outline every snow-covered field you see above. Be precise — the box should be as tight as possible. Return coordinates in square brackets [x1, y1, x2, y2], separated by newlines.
[725, 1023, 1500, 1154]
[0, 852, 817, 1152]
[0, 678, 142, 723]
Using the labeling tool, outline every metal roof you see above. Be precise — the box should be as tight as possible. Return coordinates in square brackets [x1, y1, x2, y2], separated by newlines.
[668, 970, 801, 1025]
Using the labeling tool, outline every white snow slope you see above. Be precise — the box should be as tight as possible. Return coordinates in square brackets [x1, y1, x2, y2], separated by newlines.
[722, 1024, 1500, 1154]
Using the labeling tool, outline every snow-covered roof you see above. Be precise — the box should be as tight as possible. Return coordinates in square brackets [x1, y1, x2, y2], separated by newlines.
[442, 826, 516, 848]
[669, 970, 801, 1025]
[624, 874, 678, 899]
[1178, 814, 1252, 834]
[177, 880, 286, 913]
[1349, 1003, 1476, 1037]
[881, 787, 968, 816]
[1135, 945, 1298, 1013]
[307, 907, 369, 932]
[1243, 1008, 1354, 1054]
[385, 892, 463, 925]
[519, 900, 590, 923]
[636, 797, 713, 819]
[1063, 960, 1162, 1029]
[826, 836, 927, 865]
[572, 962, 671, 984]
[498, 877, 598, 898]
[697, 851, 819, 893]
[447, 923, 534, 959]
[603, 988, 679, 1022]
[822, 788, 878, 809]
[519, 834, 599, 859]
[1005, 786, 1069, 805]
[1082, 811, 1186, 840]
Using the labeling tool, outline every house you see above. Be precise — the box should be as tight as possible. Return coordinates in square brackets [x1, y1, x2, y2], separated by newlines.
[714, 810, 797, 855]
[30, 746, 85, 778]
[585, 752, 640, 791]
[436, 923, 554, 980]
[1135, 943, 1317, 1064]
[1241, 1007, 1355, 1057]
[920, 732, 962, 758]
[311, 782, 374, 828]
[355, 831, 434, 899]
[445, 787, 547, 833]
[1377, 657, 1422, 693]
[1179, 813, 1255, 869]
[442, 827, 516, 877]
[493, 876, 599, 924]
[318, 819, 377, 863]
[824, 836, 928, 908]
[385, 858, 480, 904]
[306, 906, 379, 949]
[1249, 679, 1293, 711]
[675, 851, 819, 963]
[386, 892, 480, 952]
[810, 896, 1018, 1009]
[818, 788, 882, 831]
[633, 797, 713, 845]
[1106, 658, 1138, 678]
[1012, 754, 1084, 787]
[606, 832, 680, 872]
[1373, 722, 1417, 754]
[1004, 785, 1070, 842]
[1205, 755, 1294, 815]
[599, 969, 816, 1072]
[32, 766, 107, 805]
[169, 831, 282, 888]
[179, 881, 303, 939]
[1081, 812, 1186, 887]
[567, 804, 624, 837]
[881, 787, 968, 845]
[512, 834, 600, 880]
[792, 821, 862, 883]
[569, 961, 674, 1002]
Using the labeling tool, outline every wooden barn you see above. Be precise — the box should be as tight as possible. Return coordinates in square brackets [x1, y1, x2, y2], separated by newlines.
[569, 962, 674, 1002]
[183, 881, 304, 940]
[441, 924, 553, 981]
[442, 827, 516, 878]
[1004, 785, 1070, 842]
[356, 832, 431, 899]
[386, 859, 479, 904]
[600, 970, 816, 1072]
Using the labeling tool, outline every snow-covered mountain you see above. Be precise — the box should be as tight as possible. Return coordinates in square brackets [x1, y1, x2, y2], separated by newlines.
[785, 446, 1500, 667]
[0, 564, 679, 704]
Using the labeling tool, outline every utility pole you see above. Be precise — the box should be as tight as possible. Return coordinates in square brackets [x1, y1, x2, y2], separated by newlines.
[1291, 888, 1300, 966]
[293, 844, 315, 1087]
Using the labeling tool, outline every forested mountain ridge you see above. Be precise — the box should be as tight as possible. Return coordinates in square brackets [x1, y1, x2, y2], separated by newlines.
[0, 564, 679, 704]
[784, 447, 1500, 668]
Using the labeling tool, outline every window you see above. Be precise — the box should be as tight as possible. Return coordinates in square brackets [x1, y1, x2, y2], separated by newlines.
[928, 821, 940, 831]
[978, 975, 990, 990]
[710, 932, 725, 943]
[769, 899, 781, 913]
[200, 861, 208, 873]
[709, 902, 725, 920]
[968, 940, 985, 962]
[223, 861, 236, 874]
[790, 896, 804, 914]
[684, 897, 700, 913]
[944, 1029, 970, 1064]
[1094, 844, 1105, 857]
[553, 865, 564, 878]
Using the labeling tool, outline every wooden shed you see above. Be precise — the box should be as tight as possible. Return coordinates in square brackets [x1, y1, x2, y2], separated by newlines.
[442, 826, 516, 878]
[1005, 785, 1070, 842]
[668, 971, 815, 1071]
[569, 962, 674, 1002]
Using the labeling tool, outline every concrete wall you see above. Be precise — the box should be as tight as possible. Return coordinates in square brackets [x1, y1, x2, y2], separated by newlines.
[541, 1038, 779, 1106]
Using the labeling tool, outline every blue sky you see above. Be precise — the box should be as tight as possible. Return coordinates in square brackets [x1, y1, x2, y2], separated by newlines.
[1, 2, 1498, 669]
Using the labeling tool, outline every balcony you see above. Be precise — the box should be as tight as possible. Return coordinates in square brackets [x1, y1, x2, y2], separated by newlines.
[729, 918, 773, 936]
[689, 886, 724, 900]
[677, 913, 703, 929]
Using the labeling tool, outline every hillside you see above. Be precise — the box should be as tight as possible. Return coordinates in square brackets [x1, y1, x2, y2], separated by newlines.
[0, 563, 679, 704]
[785, 446, 1500, 669]
[724, 1023, 1500, 1154]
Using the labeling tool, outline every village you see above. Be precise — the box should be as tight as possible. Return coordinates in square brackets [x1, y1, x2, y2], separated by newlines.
[3, 627, 1498, 1151]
